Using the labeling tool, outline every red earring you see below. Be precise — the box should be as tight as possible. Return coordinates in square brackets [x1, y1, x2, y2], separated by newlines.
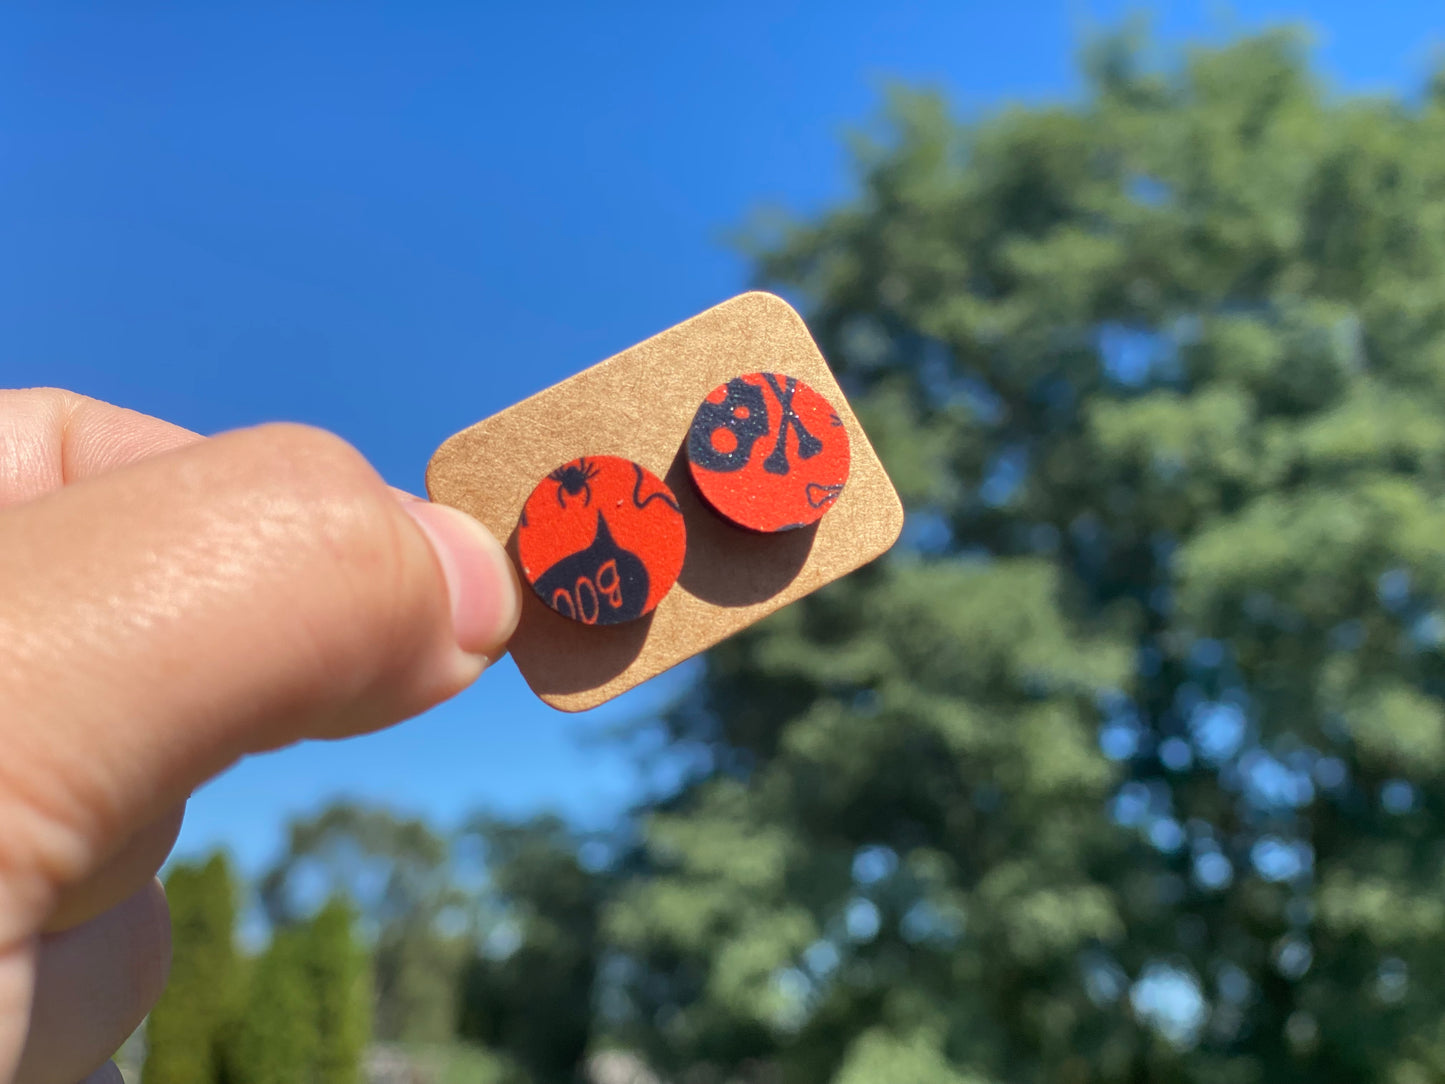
[516, 455, 685, 625]
[686, 372, 851, 532]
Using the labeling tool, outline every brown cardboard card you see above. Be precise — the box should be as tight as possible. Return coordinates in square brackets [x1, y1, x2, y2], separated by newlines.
[425, 291, 904, 711]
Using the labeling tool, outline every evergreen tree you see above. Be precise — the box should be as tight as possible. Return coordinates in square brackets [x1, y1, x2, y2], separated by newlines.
[233, 928, 318, 1084]
[230, 897, 371, 1084]
[608, 28, 1445, 1084]
[143, 853, 240, 1084]
[307, 897, 372, 1084]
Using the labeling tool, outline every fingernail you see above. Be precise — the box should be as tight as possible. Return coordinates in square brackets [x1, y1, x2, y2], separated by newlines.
[402, 501, 521, 658]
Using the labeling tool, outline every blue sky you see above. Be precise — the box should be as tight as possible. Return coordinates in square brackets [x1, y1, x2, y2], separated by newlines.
[2, 1, 1439, 873]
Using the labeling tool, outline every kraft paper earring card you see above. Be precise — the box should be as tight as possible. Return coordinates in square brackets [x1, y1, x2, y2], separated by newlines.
[425, 291, 904, 711]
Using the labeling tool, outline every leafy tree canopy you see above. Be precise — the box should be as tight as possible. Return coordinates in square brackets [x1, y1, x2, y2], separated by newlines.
[608, 27, 1445, 1084]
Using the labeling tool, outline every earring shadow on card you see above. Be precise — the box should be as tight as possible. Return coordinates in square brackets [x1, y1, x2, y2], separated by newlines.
[502, 529, 654, 698]
[665, 440, 818, 607]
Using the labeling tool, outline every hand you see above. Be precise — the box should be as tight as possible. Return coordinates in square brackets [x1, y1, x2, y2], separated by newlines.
[0, 389, 521, 1084]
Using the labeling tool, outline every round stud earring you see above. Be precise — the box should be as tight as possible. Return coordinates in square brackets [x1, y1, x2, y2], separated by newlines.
[516, 455, 685, 625]
[686, 372, 851, 532]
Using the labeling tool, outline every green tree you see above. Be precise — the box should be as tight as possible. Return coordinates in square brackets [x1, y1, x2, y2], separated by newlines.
[261, 801, 465, 1042]
[307, 897, 371, 1084]
[230, 896, 370, 1084]
[144, 853, 241, 1084]
[608, 27, 1445, 1084]
[455, 816, 603, 1084]
[233, 928, 317, 1084]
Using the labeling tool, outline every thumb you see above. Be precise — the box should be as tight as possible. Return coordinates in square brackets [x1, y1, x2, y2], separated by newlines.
[0, 422, 519, 934]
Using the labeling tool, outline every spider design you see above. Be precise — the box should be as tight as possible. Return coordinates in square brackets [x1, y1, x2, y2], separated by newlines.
[549, 458, 601, 508]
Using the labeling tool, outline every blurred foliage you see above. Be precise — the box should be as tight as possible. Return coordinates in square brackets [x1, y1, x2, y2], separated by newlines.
[143, 854, 241, 1084]
[606, 24, 1445, 1084]
[309, 898, 373, 1084]
[454, 815, 603, 1084]
[234, 926, 320, 1084]
[145, 858, 369, 1084]
[197, 807, 602, 1084]
[261, 801, 467, 1043]
[232, 897, 370, 1084]
[144, 24, 1445, 1084]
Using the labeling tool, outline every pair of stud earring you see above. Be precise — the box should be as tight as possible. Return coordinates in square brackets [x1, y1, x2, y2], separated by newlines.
[516, 371, 851, 626]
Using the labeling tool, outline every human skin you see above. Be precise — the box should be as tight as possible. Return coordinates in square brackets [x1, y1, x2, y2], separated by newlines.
[0, 389, 522, 1084]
